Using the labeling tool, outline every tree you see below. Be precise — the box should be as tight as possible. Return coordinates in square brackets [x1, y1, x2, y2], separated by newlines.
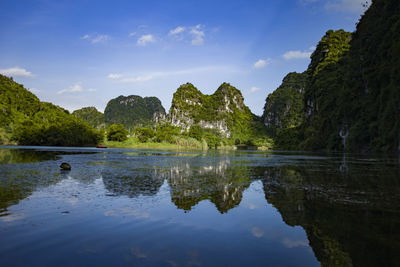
[133, 127, 155, 143]
[107, 124, 129, 142]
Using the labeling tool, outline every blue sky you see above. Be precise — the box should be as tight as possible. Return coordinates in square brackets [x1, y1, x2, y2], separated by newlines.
[0, 0, 369, 115]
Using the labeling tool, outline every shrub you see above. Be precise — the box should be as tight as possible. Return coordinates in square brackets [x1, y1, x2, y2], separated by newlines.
[107, 124, 129, 142]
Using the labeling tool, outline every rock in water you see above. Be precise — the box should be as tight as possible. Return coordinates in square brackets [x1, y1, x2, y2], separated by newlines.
[60, 162, 71, 170]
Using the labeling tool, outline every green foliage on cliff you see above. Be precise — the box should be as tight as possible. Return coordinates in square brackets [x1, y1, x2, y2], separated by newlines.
[267, 0, 400, 153]
[104, 95, 166, 130]
[301, 1, 400, 152]
[72, 106, 105, 129]
[0, 74, 103, 146]
[262, 72, 307, 137]
[170, 82, 270, 145]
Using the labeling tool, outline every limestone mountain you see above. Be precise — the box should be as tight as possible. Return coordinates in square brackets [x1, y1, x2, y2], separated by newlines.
[266, 0, 400, 153]
[263, 29, 352, 150]
[262, 72, 307, 137]
[72, 106, 105, 129]
[169, 82, 265, 144]
[104, 95, 166, 130]
[300, 0, 400, 153]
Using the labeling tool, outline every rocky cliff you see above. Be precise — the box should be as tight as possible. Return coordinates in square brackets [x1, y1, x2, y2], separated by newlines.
[265, 0, 400, 153]
[169, 82, 263, 143]
[262, 72, 307, 137]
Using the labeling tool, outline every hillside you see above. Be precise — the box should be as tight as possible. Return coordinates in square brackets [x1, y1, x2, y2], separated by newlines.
[73, 106, 105, 129]
[0, 74, 102, 146]
[301, 0, 400, 153]
[169, 82, 267, 145]
[262, 72, 307, 137]
[104, 95, 166, 130]
[265, 0, 400, 153]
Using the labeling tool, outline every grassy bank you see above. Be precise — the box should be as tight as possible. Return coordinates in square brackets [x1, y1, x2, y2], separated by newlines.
[104, 136, 207, 150]
[103, 136, 273, 151]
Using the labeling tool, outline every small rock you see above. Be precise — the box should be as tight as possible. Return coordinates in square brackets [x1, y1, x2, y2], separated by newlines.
[60, 162, 71, 170]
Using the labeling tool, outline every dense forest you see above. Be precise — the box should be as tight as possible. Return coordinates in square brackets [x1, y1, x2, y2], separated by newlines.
[263, 0, 400, 153]
[104, 95, 166, 130]
[0, 74, 103, 146]
[72, 107, 105, 130]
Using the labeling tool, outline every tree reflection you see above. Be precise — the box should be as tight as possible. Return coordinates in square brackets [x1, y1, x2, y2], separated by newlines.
[102, 168, 165, 198]
[261, 163, 400, 267]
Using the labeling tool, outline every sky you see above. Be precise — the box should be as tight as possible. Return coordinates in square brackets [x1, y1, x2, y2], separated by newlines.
[0, 0, 370, 115]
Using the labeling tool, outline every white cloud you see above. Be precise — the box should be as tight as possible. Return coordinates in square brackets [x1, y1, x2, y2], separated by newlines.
[29, 88, 41, 93]
[129, 32, 136, 37]
[137, 34, 155, 46]
[120, 75, 153, 83]
[251, 227, 264, 238]
[57, 83, 97, 94]
[81, 34, 110, 44]
[108, 73, 122, 79]
[0, 67, 35, 77]
[91, 34, 110, 44]
[169, 26, 185, 35]
[254, 59, 270, 68]
[281, 238, 309, 248]
[250, 87, 261, 93]
[283, 50, 312, 60]
[325, 0, 371, 13]
[190, 24, 205, 46]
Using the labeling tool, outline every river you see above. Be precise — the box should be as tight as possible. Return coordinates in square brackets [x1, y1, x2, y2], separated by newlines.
[0, 146, 399, 266]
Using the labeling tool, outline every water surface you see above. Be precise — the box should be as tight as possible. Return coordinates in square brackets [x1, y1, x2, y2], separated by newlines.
[0, 146, 399, 266]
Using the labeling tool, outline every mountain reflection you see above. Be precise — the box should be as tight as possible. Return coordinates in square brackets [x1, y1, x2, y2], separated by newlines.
[100, 157, 255, 213]
[102, 168, 165, 198]
[166, 158, 253, 213]
[261, 164, 400, 267]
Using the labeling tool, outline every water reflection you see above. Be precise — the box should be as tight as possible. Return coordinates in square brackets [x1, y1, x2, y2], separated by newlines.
[99, 156, 255, 213]
[102, 168, 164, 198]
[262, 164, 400, 267]
[166, 159, 253, 213]
[1, 147, 400, 266]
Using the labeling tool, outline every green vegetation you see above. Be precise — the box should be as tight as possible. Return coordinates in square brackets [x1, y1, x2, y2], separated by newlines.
[262, 72, 307, 137]
[0, 74, 103, 146]
[169, 82, 272, 148]
[104, 95, 166, 130]
[72, 106, 105, 129]
[265, 0, 400, 153]
[107, 124, 129, 142]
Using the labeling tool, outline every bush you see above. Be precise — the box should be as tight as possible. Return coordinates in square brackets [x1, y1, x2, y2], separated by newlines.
[133, 127, 155, 143]
[154, 123, 181, 143]
[107, 124, 129, 142]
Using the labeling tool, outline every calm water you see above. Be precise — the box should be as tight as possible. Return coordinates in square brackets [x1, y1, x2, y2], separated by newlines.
[0, 146, 399, 267]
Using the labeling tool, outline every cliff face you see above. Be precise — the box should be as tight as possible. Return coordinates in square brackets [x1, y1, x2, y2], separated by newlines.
[104, 95, 166, 130]
[169, 82, 257, 141]
[262, 72, 307, 137]
[300, 0, 400, 152]
[266, 0, 400, 153]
